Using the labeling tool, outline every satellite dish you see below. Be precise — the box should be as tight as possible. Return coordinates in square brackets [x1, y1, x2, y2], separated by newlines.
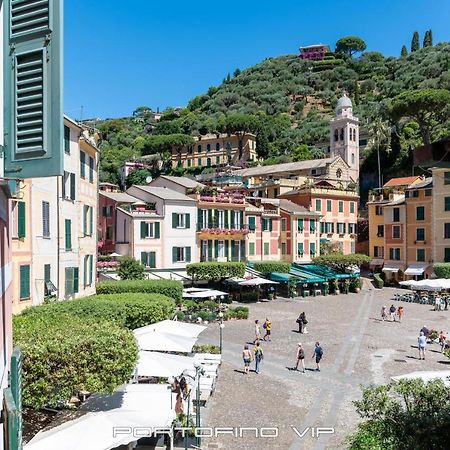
[252, 191, 258, 197]
[145, 176, 152, 184]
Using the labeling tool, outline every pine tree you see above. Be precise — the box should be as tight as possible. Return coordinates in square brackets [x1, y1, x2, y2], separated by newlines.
[411, 31, 420, 52]
[401, 45, 408, 57]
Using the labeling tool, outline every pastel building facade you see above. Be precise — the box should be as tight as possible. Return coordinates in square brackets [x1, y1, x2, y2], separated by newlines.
[432, 167, 450, 263]
[299, 44, 330, 60]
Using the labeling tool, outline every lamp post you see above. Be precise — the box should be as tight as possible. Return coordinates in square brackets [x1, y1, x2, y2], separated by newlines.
[218, 312, 225, 354]
[193, 364, 205, 448]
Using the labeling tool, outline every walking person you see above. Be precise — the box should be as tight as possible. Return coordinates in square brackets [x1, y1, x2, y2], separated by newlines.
[435, 295, 441, 311]
[294, 343, 306, 373]
[253, 342, 264, 374]
[418, 331, 427, 360]
[420, 325, 430, 339]
[242, 345, 253, 374]
[263, 318, 272, 341]
[254, 320, 261, 344]
[397, 306, 404, 323]
[312, 341, 323, 371]
[439, 331, 447, 353]
[389, 304, 396, 322]
[296, 313, 304, 333]
[381, 306, 387, 321]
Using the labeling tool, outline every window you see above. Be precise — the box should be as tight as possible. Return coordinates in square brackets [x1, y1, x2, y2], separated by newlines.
[445, 223, 450, 239]
[393, 207, 400, 222]
[217, 210, 225, 228]
[392, 225, 400, 239]
[377, 225, 384, 237]
[249, 242, 255, 256]
[187, 159, 191, 167]
[281, 218, 286, 231]
[324, 222, 334, 234]
[337, 222, 345, 234]
[248, 216, 256, 231]
[315, 199, 321, 211]
[340, 129, 344, 140]
[416, 228, 425, 241]
[198, 158, 202, 166]
[262, 218, 273, 232]
[83, 255, 94, 287]
[445, 248, 450, 263]
[281, 242, 286, 255]
[17, 201, 26, 238]
[445, 172, 450, 185]
[83, 205, 94, 236]
[374, 246, 384, 258]
[310, 219, 316, 232]
[64, 125, 70, 153]
[445, 197, 450, 212]
[102, 206, 112, 217]
[298, 219, 304, 232]
[19, 265, 30, 300]
[375, 206, 383, 216]
[89, 156, 94, 183]
[310, 242, 316, 256]
[206, 144, 211, 152]
[264, 242, 269, 255]
[416, 206, 425, 221]
[425, 189, 432, 197]
[416, 249, 425, 262]
[389, 248, 401, 260]
[350, 202, 355, 214]
[216, 156, 220, 165]
[63, 172, 76, 200]
[80, 151, 86, 178]
[298, 242, 304, 257]
[348, 223, 356, 234]
[140, 221, 160, 239]
[217, 240, 225, 258]
[197, 144, 202, 153]
[334, 130, 338, 142]
[207, 158, 211, 167]
[172, 213, 190, 229]
[65, 267, 79, 296]
[233, 211, 242, 229]
[141, 252, 156, 268]
[338, 201, 343, 213]
[412, 190, 419, 198]
[215, 143, 220, 151]
[65, 219, 72, 250]
[106, 226, 113, 240]
[172, 247, 191, 263]
[42, 201, 50, 237]
[44, 264, 52, 296]
[327, 200, 332, 212]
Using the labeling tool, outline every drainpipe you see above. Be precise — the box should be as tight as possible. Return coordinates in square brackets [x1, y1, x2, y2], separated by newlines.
[57, 176, 60, 299]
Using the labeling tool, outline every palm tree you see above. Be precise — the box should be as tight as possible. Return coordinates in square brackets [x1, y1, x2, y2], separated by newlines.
[368, 118, 391, 189]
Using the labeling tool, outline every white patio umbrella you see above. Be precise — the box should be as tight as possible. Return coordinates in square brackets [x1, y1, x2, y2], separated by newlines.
[414, 279, 449, 291]
[239, 277, 278, 286]
[138, 320, 206, 338]
[133, 328, 197, 353]
[136, 351, 196, 377]
[399, 280, 419, 287]
[182, 289, 229, 299]
[108, 252, 122, 257]
[391, 370, 450, 387]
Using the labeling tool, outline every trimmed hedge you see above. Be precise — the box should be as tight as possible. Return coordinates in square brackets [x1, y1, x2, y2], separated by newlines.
[253, 261, 291, 274]
[186, 262, 245, 281]
[96, 279, 183, 302]
[21, 294, 175, 330]
[192, 344, 220, 354]
[13, 314, 138, 408]
[373, 273, 384, 289]
[313, 254, 370, 272]
[434, 263, 450, 279]
[226, 306, 249, 319]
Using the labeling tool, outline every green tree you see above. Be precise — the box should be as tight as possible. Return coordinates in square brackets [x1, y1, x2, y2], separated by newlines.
[423, 29, 433, 48]
[312, 254, 370, 272]
[335, 36, 367, 56]
[368, 118, 391, 188]
[411, 31, 420, 52]
[390, 89, 450, 145]
[348, 379, 450, 450]
[401, 45, 408, 57]
[292, 144, 311, 161]
[233, 68, 241, 78]
[125, 168, 152, 187]
[118, 257, 145, 280]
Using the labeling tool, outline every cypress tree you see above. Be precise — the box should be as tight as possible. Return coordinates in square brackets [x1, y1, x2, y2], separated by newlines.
[401, 45, 408, 57]
[428, 29, 433, 46]
[411, 31, 420, 52]
[423, 30, 431, 48]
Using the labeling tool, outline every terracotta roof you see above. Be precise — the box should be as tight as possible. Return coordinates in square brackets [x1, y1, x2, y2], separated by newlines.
[383, 176, 422, 188]
[407, 177, 432, 189]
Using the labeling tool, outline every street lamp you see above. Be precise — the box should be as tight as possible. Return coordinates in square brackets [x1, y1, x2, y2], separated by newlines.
[193, 364, 205, 448]
[218, 312, 225, 353]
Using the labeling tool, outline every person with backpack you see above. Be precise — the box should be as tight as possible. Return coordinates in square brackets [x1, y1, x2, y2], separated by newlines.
[294, 343, 305, 373]
[389, 304, 396, 322]
[253, 342, 264, 374]
[263, 318, 271, 341]
[312, 341, 323, 371]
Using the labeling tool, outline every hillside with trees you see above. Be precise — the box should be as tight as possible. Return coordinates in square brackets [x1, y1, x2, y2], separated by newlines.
[94, 33, 450, 198]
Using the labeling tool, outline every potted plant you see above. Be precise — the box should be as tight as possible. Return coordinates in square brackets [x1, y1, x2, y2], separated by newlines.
[332, 279, 340, 295]
[343, 279, 350, 295]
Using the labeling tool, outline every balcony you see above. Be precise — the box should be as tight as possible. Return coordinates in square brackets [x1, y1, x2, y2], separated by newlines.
[197, 226, 249, 236]
[197, 194, 245, 205]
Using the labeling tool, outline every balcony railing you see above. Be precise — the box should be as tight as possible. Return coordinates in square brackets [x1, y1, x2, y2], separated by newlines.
[197, 225, 249, 235]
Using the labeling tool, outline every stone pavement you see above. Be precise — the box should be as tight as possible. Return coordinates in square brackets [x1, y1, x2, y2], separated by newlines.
[195, 283, 450, 450]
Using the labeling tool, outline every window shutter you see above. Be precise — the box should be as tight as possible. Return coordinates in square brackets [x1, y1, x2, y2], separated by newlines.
[310, 242, 316, 255]
[298, 219, 303, 232]
[89, 255, 93, 285]
[83, 256, 87, 287]
[269, 219, 273, 232]
[248, 216, 256, 231]
[225, 240, 230, 259]
[208, 240, 213, 259]
[230, 210, 235, 228]
[240, 211, 244, 229]
[80, 151, 85, 178]
[65, 219, 71, 250]
[261, 218, 266, 231]
[140, 221, 147, 238]
[18, 201, 26, 238]
[186, 247, 191, 262]
[70, 173, 76, 200]
[89, 207, 93, 235]
[4, 0, 64, 179]
[44, 264, 51, 283]
[141, 252, 147, 266]
[172, 247, 177, 263]
[83, 205, 88, 235]
[240, 240, 246, 260]
[154, 222, 160, 238]
[185, 213, 190, 229]
[215, 210, 219, 227]
[298, 242, 304, 255]
[208, 209, 213, 227]
[149, 252, 156, 268]
[20, 265, 30, 299]
[89, 156, 94, 183]
[42, 201, 50, 237]
[73, 268, 79, 293]
[172, 213, 178, 228]
[225, 210, 229, 229]
[197, 209, 203, 229]
[65, 267, 73, 296]
[214, 241, 219, 258]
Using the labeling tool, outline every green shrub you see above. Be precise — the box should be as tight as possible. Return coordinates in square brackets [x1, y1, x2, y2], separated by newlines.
[313, 254, 370, 272]
[186, 262, 245, 281]
[13, 314, 138, 408]
[240, 291, 259, 303]
[429, 329, 439, 341]
[350, 277, 363, 292]
[434, 263, 450, 279]
[21, 294, 175, 330]
[96, 279, 183, 301]
[226, 306, 249, 319]
[373, 273, 384, 289]
[118, 256, 145, 280]
[253, 261, 291, 274]
[192, 344, 220, 354]
[175, 311, 185, 321]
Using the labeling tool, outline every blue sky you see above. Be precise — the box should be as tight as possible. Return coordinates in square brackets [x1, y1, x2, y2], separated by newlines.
[64, 0, 450, 119]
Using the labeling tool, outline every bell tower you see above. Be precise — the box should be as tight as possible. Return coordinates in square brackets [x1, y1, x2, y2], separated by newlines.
[330, 94, 359, 185]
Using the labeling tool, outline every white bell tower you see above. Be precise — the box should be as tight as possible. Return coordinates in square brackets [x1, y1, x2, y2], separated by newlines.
[330, 94, 360, 185]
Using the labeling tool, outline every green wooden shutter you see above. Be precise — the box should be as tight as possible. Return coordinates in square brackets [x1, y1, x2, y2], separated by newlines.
[249, 242, 255, 256]
[208, 209, 213, 227]
[83, 205, 88, 235]
[230, 210, 235, 228]
[20, 265, 30, 299]
[83, 256, 88, 286]
[298, 242, 304, 255]
[298, 219, 304, 232]
[65, 219, 71, 250]
[310, 219, 316, 232]
[154, 222, 160, 238]
[225, 210, 229, 229]
[261, 218, 266, 231]
[140, 221, 147, 238]
[172, 247, 177, 263]
[172, 213, 178, 228]
[310, 242, 316, 255]
[269, 219, 273, 232]
[89, 156, 94, 183]
[186, 247, 191, 262]
[4, 0, 64, 179]
[198, 209, 203, 229]
[80, 151, 86, 178]
[44, 264, 51, 283]
[18, 201, 26, 238]
[65, 267, 73, 296]
[240, 211, 244, 229]
[208, 240, 213, 259]
[215, 210, 219, 227]
[70, 173, 76, 200]
[240, 240, 246, 260]
[248, 216, 256, 231]
[141, 252, 147, 266]
[42, 201, 50, 237]
[89, 207, 93, 235]
[89, 255, 93, 285]
[225, 240, 230, 259]
[185, 213, 190, 229]
[4, 388, 21, 450]
[73, 268, 79, 293]
[149, 252, 156, 268]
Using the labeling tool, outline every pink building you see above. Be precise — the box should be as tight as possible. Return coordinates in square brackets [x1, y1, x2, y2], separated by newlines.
[299, 44, 330, 60]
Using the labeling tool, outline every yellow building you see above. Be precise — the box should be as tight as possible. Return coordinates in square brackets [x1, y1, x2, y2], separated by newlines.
[432, 167, 450, 263]
[172, 133, 257, 169]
